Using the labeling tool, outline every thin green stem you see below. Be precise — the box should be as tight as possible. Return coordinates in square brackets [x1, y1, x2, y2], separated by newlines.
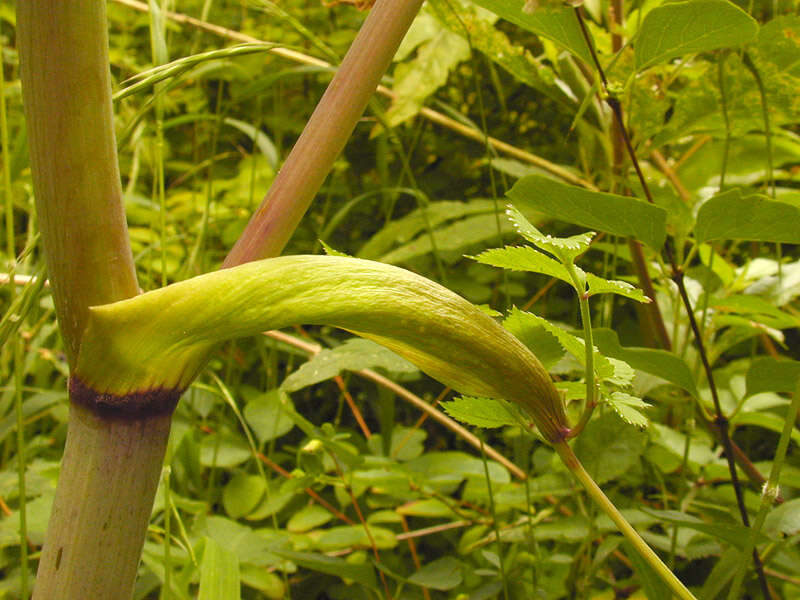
[479, 434, 510, 600]
[566, 262, 596, 437]
[727, 377, 800, 598]
[14, 339, 28, 599]
[554, 442, 696, 600]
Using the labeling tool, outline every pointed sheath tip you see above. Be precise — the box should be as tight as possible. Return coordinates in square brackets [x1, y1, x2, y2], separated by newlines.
[68, 376, 182, 421]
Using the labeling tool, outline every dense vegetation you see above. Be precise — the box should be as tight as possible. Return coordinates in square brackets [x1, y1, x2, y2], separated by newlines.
[2, 0, 800, 598]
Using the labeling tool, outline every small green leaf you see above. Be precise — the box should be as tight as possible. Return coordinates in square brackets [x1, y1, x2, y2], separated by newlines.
[634, 0, 758, 71]
[471, 245, 573, 284]
[606, 392, 650, 428]
[286, 504, 334, 533]
[506, 205, 594, 262]
[470, 0, 594, 65]
[407, 556, 463, 591]
[503, 308, 565, 369]
[746, 357, 800, 396]
[442, 396, 519, 428]
[508, 176, 667, 248]
[585, 273, 651, 303]
[223, 474, 266, 519]
[281, 338, 418, 393]
[592, 328, 698, 397]
[640, 508, 773, 550]
[200, 431, 252, 468]
[198, 537, 240, 600]
[695, 189, 800, 244]
[270, 550, 378, 590]
[243, 389, 295, 443]
[573, 412, 648, 484]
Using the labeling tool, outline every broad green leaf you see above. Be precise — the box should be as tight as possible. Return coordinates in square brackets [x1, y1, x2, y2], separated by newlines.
[506, 204, 594, 262]
[470, 0, 594, 65]
[316, 525, 397, 551]
[503, 308, 566, 370]
[379, 213, 515, 264]
[76, 256, 567, 441]
[198, 537, 240, 600]
[592, 328, 698, 397]
[442, 396, 519, 428]
[223, 473, 266, 519]
[585, 273, 651, 303]
[607, 391, 651, 428]
[757, 16, 800, 78]
[200, 431, 252, 468]
[282, 338, 418, 393]
[386, 27, 470, 127]
[243, 389, 295, 443]
[746, 357, 800, 396]
[640, 508, 773, 550]
[471, 245, 573, 284]
[709, 294, 799, 329]
[286, 504, 334, 533]
[396, 498, 453, 518]
[428, 0, 559, 96]
[358, 200, 496, 260]
[508, 176, 667, 249]
[511, 310, 613, 378]
[731, 412, 800, 445]
[407, 556, 463, 590]
[695, 189, 800, 244]
[634, 0, 758, 71]
[195, 516, 288, 568]
[573, 412, 648, 484]
[270, 550, 378, 590]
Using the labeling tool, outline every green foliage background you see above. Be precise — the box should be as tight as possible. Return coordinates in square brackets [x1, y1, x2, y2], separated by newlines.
[2, 0, 800, 598]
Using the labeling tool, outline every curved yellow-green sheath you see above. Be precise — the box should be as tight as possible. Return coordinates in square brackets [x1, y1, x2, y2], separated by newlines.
[74, 255, 568, 442]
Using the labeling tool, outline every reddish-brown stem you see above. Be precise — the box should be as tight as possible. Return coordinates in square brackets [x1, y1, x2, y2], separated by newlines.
[223, 0, 424, 266]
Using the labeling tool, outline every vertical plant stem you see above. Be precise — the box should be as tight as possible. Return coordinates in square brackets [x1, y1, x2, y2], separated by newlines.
[726, 377, 800, 599]
[566, 262, 596, 436]
[223, 0, 425, 265]
[14, 339, 28, 599]
[0, 35, 13, 265]
[554, 442, 696, 600]
[33, 405, 172, 600]
[17, 0, 140, 366]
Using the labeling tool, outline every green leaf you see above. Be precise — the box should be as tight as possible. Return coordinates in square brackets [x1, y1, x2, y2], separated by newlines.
[243, 389, 295, 443]
[607, 392, 651, 428]
[407, 556, 463, 591]
[508, 176, 667, 248]
[470, 0, 594, 65]
[442, 396, 519, 428]
[634, 0, 758, 71]
[592, 328, 698, 397]
[379, 213, 514, 264]
[200, 431, 252, 468]
[198, 537, 241, 600]
[386, 26, 470, 127]
[640, 509, 773, 550]
[695, 189, 800, 244]
[503, 308, 565, 369]
[505, 204, 594, 262]
[585, 273, 651, 303]
[281, 338, 418, 393]
[471, 245, 573, 284]
[286, 504, 334, 533]
[746, 357, 800, 396]
[572, 412, 648, 484]
[511, 310, 613, 378]
[223, 474, 266, 519]
[731, 411, 800, 445]
[358, 200, 496, 260]
[270, 550, 378, 590]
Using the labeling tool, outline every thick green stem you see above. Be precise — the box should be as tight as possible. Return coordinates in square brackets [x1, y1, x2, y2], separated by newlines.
[223, 0, 424, 266]
[17, 0, 139, 366]
[554, 441, 697, 600]
[32, 403, 173, 600]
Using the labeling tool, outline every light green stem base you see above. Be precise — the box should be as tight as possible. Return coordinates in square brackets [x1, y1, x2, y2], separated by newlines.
[554, 441, 696, 600]
[33, 404, 171, 600]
